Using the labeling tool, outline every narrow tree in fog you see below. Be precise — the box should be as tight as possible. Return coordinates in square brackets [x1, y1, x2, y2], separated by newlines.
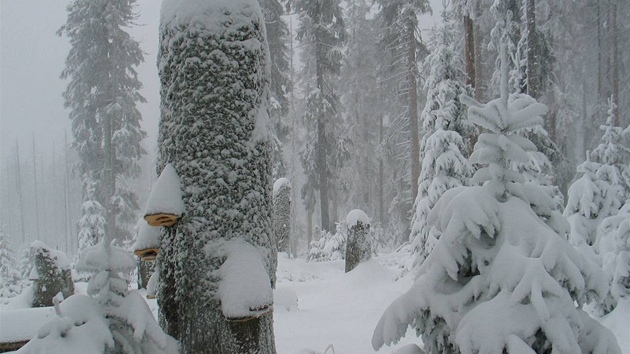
[59, 0, 147, 245]
[295, 0, 346, 232]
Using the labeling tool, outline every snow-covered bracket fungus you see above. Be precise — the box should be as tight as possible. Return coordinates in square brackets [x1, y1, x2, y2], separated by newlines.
[216, 239, 274, 322]
[133, 218, 162, 261]
[144, 163, 185, 227]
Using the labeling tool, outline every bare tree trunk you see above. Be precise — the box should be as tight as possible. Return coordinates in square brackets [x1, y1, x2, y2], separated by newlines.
[103, 111, 116, 239]
[315, 11, 331, 232]
[378, 114, 384, 224]
[32, 134, 40, 241]
[64, 131, 70, 254]
[611, 1, 620, 123]
[408, 21, 420, 220]
[15, 140, 26, 244]
[526, 0, 540, 98]
[464, 14, 476, 87]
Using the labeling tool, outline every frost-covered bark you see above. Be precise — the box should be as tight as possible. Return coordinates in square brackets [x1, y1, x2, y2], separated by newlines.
[273, 178, 291, 256]
[29, 242, 74, 308]
[157, 0, 276, 352]
[372, 46, 621, 354]
[59, 0, 147, 243]
[345, 210, 371, 273]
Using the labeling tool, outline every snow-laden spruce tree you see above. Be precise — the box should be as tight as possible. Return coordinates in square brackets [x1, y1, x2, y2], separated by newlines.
[372, 46, 621, 354]
[410, 18, 475, 266]
[308, 224, 346, 262]
[345, 210, 371, 273]
[595, 201, 630, 315]
[0, 225, 22, 298]
[157, 0, 276, 351]
[590, 98, 630, 207]
[75, 175, 107, 265]
[29, 241, 74, 308]
[19, 234, 177, 354]
[564, 155, 608, 261]
[59, 0, 147, 243]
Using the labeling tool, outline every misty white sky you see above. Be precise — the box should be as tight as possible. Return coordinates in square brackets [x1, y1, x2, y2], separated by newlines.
[0, 0, 161, 165]
[0, 0, 441, 168]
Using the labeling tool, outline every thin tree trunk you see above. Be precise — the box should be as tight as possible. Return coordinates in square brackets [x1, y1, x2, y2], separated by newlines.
[611, 1, 620, 123]
[408, 21, 420, 221]
[378, 114, 384, 224]
[464, 14, 475, 87]
[15, 140, 26, 244]
[103, 110, 115, 239]
[526, 0, 539, 98]
[315, 6, 331, 232]
[32, 134, 40, 241]
[64, 132, 70, 254]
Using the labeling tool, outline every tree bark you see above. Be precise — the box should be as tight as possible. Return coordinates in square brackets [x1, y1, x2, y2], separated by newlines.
[525, 0, 540, 98]
[611, 1, 620, 124]
[378, 114, 384, 224]
[408, 21, 420, 214]
[464, 14, 475, 87]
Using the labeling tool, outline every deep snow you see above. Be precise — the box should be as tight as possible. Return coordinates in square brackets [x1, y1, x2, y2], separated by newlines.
[1, 252, 628, 353]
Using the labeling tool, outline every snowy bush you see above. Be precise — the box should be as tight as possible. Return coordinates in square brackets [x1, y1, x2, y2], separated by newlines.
[345, 210, 371, 273]
[0, 226, 23, 299]
[372, 47, 621, 354]
[20, 237, 178, 353]
[28, 241, 74, 308]
[308, 224, 346, 262]
[593, 201, 630, 315]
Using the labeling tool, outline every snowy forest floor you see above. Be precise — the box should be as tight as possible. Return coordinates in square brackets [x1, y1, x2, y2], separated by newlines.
[1, 251, 628, 353]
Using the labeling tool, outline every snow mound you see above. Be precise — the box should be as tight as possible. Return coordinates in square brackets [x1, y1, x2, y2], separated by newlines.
[217, 239, 273, 318]
[0, 307, 55, 343]
[133, 219, 162, 251]
[346, 209, 370, 227]
[273, 177, 291, 196]
[274, 287, 298, 311]
[29, 241, 71, 270]
[144, 164, 184, 217]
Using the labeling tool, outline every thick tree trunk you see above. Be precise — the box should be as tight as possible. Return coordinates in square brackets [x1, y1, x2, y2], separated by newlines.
[157, 3, 276, 351]
[315, 19, 331, 232]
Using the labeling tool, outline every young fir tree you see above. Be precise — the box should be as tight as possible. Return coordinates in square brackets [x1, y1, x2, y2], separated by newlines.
[157, 0, 276, 352]
[21, 234, 177, 354]
[75, 174, 107, 265]
[372, 46, 621, 354]
[345, 209, 371, 273]
[29, 242, 74, 308]
[294, 0, 347, 232]
[564, 155, 609, 260]
[58, 0, 147, 244]
[409, 17, 476, 266]
[595, 201, 630, 315]
[591, 98, 630, 204]
[0, 225, 22, 298]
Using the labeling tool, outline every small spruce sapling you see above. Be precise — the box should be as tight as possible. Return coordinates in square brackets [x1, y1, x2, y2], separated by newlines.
[345, 209, 371, 273]
[372, 45, 620, 354]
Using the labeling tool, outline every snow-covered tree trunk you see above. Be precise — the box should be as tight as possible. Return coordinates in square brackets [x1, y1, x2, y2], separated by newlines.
[30, 242, 74, 308]
[157, 0, 276, 352]
[345, 210, 371, 273]
[273, 178, 291, 256]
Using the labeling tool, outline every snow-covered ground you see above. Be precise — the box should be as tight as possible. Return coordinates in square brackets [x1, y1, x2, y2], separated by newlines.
[1, 252, 628, 353]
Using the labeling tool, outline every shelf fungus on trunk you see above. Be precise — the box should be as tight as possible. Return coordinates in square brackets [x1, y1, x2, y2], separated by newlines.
[217, 239, 274, 322]
[133, 218, 162, 262]
[144, 163, 185, 227]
